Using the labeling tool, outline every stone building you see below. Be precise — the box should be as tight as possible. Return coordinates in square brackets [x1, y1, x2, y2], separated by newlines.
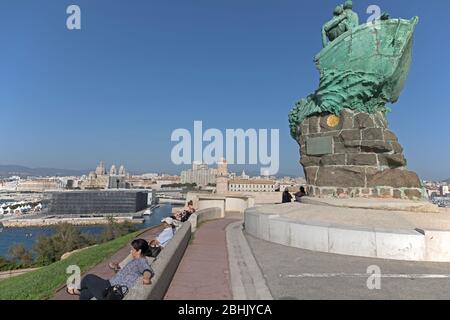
[180, 162, 217, 187]
[215, 158, 229, 194]
[80, 161, 130, 190]
[16, 178, 65, 192]
[228, 179, 276, 192]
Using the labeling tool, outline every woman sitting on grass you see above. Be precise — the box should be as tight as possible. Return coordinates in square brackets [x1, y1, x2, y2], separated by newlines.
[67, 239, 154, 300]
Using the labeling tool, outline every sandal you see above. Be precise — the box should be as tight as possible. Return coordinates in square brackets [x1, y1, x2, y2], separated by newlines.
[108, 262, 121, 272]
[66, 287, 80, 296]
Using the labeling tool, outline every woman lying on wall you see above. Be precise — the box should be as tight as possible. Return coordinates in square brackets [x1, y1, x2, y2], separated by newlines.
[149, 217, 177, 247]
[66, 239, 154, 300]
[172, 200, 196, 223]
[108, 217, 177, 272]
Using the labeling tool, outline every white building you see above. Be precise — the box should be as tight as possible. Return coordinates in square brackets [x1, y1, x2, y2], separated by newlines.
[181, 163, 217, 187]
[229, 179, 277, 192]
[442, 185, 449, 196]
[278, 183, 295, 192]
[146, 189, 156, 205]
[16, 178, 65, 192]
[141, 173, 159, 179]
[240, 170, 249, 180]
[0, 180, 18, 191]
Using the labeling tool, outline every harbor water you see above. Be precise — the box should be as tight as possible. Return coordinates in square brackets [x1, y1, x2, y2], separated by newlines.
[0, 204, 177, 258]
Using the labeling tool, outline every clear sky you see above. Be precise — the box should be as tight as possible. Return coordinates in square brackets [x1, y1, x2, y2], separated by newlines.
[1, 0, 449, 180]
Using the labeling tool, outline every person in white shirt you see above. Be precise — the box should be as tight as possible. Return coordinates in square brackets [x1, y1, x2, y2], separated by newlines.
[109, 217, 176, 272]
[149, 217, 176, 248]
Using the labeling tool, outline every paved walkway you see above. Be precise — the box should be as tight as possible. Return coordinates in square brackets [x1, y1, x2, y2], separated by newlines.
[226, 221, 273, 300]
[164, 219, 237, 300]
[246, 232, 450, 300]
[52, 226, 163, 300]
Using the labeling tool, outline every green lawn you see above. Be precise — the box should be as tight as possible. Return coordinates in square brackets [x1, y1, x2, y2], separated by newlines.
[0, 230, 142, 300]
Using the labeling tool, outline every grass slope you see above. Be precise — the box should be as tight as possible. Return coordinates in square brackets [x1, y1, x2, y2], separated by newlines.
[0, 230, 141, 300]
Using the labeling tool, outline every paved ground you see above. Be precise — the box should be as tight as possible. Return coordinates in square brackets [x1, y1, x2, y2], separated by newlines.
[52, 225, 163, 300]
[250, 202, 450, 231]
[226, 221, 273, 299]
[164, 219, 237, 300]
[245, 230, 450, 300]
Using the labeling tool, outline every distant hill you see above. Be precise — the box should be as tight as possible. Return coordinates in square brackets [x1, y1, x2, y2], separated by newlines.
[444, 178, 450, 183]
[0, 165, 87, 178]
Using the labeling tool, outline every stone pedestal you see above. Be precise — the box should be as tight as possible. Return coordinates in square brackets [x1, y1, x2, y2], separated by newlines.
[295, 110, 424, 200]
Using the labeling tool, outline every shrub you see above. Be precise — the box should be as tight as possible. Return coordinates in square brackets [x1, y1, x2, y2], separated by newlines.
[8, 244, 33, 268]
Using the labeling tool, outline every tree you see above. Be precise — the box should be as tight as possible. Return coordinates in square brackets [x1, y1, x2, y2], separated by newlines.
[0, 256, 16, 271]
[34, 223, 95, 265]
[34, 235, 61, 266]
[8, 244, 33, 267]
[98, 217, 136, 243]
[53, 223, 94, 254]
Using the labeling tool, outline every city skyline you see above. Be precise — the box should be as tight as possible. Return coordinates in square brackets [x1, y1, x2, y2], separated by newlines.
[1, 0, 450, 180]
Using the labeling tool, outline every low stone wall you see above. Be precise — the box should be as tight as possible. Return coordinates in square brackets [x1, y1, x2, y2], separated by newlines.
[244, 206, 450, 262]
[189, 207, 222, 233]
[198, 198, 226, 217]
[124, 207, 222, 300]
[186, 192, 257, 217]
[125, 222, 191, 300]
[226, 192, 281, 205]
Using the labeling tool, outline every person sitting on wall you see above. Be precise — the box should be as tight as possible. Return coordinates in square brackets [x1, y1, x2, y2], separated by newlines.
[149, 217, 177, 248]
[109, 217, 177, 272]
[294, 186, 307, 202]
[282, 189, 293, 203]
[67, 239, 154, 300]
[172, 200, 197, 223]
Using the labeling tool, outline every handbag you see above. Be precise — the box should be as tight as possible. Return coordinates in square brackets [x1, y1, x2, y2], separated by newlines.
[146, 245, 162, 258]
[103, 285, 128, 300]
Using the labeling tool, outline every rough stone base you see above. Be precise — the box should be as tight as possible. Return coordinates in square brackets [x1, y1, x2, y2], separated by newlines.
[306, 185, 427, 201]
[296, 110, 424, 199]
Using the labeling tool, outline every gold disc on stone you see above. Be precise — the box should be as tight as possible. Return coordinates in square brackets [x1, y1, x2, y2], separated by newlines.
[326, 115, 340, 128]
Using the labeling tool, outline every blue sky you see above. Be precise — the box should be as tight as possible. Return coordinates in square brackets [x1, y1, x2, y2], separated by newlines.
[0, 0, 449, 180]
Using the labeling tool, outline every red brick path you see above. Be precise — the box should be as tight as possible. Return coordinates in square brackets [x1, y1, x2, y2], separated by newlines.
[164, 219, 237, 300]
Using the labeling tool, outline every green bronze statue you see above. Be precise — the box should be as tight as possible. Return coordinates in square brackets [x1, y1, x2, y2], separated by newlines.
[288, 2, 424, 199]
[289, 2, 419, 138]
[322, 1, 359, 47]
[343, 1, 359, 30]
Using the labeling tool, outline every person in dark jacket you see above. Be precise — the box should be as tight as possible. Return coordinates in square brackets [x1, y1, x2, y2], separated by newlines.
[294, 186, 307, 202]
[282, 189, 293, 203]
[66, 239, 154, 300]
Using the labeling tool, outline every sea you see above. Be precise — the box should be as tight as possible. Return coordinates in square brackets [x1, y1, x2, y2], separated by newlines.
[0, 204, 177, 258]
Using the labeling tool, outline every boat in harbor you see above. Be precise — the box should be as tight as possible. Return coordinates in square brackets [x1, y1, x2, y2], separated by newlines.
[143, 204, 162, 216]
